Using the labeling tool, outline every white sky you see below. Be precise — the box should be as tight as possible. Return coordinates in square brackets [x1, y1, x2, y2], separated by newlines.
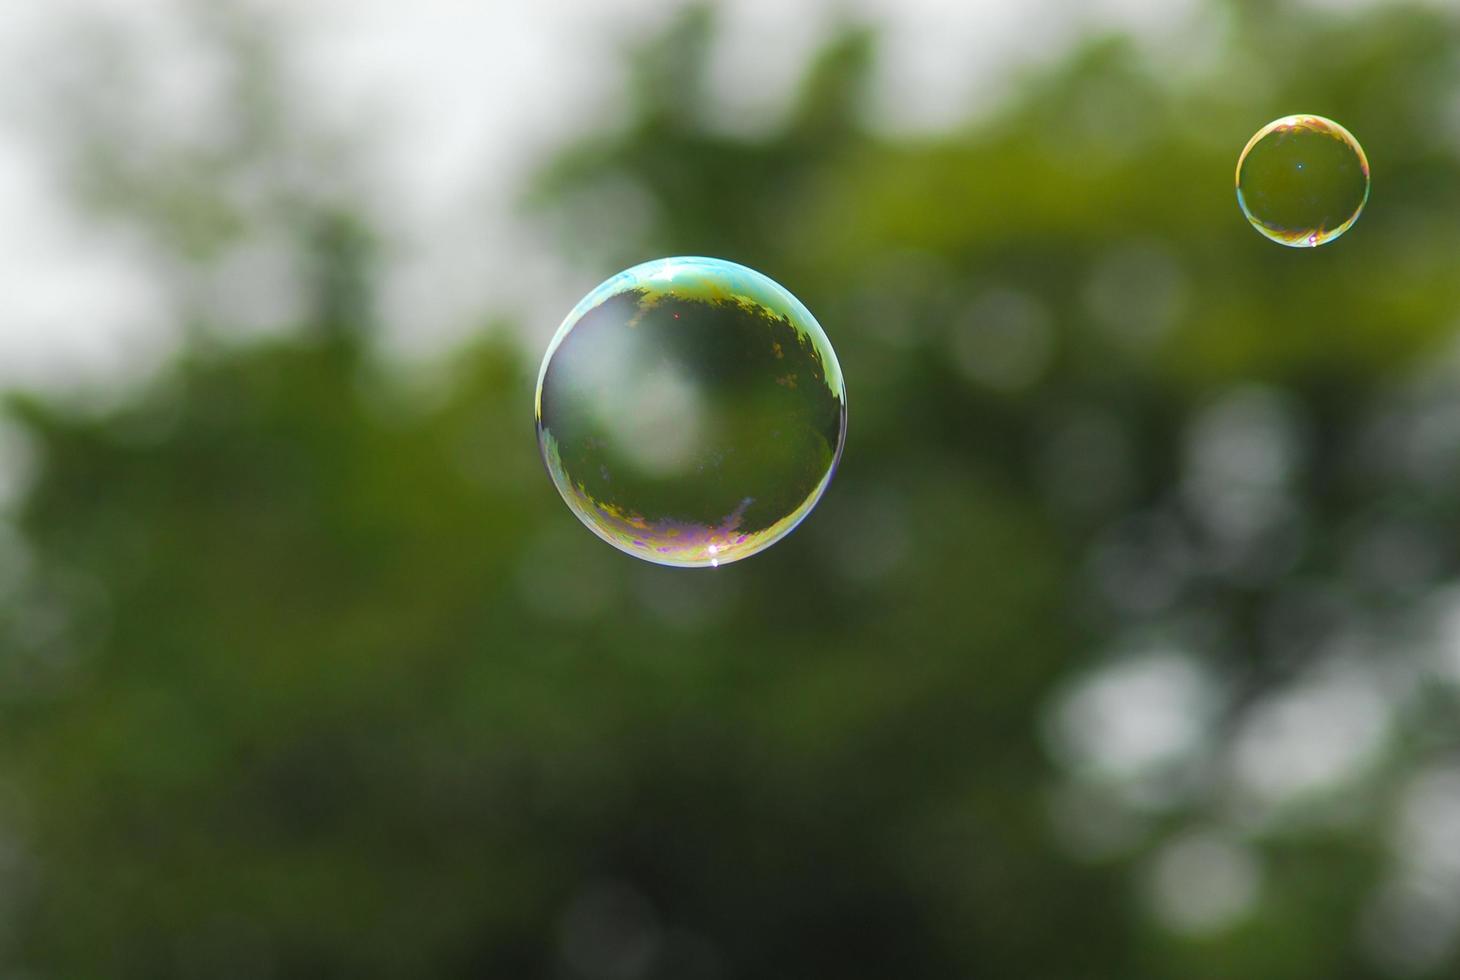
[0, 0, 1307, 395]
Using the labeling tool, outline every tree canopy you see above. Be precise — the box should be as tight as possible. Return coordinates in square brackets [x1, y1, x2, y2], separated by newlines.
[4, 1, 1460, 977]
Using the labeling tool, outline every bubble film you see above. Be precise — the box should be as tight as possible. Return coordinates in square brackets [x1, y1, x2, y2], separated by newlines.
[536, 257, 846, 568]
[1236, 114, 1369, 247]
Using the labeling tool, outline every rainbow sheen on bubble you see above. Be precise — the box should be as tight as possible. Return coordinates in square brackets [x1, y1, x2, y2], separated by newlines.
[1236, 114, 1370, 248]
[535, 256, 846, 568]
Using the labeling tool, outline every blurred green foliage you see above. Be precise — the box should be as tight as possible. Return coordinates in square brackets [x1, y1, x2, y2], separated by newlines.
[5, 1, 1460, 977]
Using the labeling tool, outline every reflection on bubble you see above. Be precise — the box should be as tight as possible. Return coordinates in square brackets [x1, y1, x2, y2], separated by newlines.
[1236, 114, 1370, 247]
[536, 257, 846, 568]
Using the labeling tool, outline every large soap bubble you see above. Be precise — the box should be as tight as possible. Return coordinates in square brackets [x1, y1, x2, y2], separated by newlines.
[1236, 114, 1369, 248]
[536, 257, 846, 567]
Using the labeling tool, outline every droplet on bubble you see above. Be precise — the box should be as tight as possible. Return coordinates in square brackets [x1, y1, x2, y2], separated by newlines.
[536, 257, 846, 568]
[1236, 114, 1369, 247]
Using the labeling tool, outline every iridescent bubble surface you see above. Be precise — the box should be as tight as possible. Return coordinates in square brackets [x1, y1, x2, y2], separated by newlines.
[1236, 114, 1369, 247]
[535, 256, 846, 568]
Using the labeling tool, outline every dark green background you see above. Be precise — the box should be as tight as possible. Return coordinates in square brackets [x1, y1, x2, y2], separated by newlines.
[5, 1, 1460, 977]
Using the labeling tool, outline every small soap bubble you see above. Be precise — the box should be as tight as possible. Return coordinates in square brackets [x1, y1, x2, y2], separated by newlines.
[1236, 114, 1369, 247]
[536, 256, 846, 568]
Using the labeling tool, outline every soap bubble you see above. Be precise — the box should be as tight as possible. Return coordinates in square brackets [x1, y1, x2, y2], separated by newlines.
[536, 256, 846, 568]
[1236, 114, 1369, 247]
